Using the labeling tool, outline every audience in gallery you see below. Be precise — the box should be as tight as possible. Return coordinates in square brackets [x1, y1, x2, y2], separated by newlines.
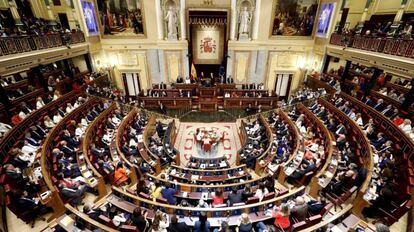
[287, 87, 327, 105]
[335, 21, 413, 39]
[86, 85, 127, 103]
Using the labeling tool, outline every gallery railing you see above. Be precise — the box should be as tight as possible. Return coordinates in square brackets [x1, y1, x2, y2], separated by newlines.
[0, 32, 85, 56]
[330, 33, 414, 58]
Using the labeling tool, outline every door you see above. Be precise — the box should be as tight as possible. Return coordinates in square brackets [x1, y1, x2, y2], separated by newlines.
[274, 73, 293, 100]
[58, 13, 70, 29]
[122, 73, 141, 100]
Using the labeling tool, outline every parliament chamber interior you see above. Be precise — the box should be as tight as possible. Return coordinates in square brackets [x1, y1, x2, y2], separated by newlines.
[1, 0, 414, 231]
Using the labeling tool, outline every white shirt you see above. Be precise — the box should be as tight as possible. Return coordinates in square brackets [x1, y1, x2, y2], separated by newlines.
[410, 132, 414, 141]
[75, 127, 85, 137]
[66, 106, 74, 113]
[0, 122, 12, 134]
[129, 138, 138, 148]
[81, 118, 88, 127]
[400, 124, 412, 134]
[22, 145, 37, 155]
[254, 188, 269, 201]
[53, 114, 63, 124]
[19, 111, 27, 119]
[53, 94, 59, 100]
[112, 116, 121, 125]
[355, 117, 363, 127]
[18, 153, 35, 166]
[36, 100, 45, 110]
[44, 120, 55, 129]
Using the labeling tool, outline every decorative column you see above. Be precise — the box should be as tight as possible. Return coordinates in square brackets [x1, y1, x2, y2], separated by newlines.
[252, 0, 260, 40]
[155, 0, 164, 40]
[8, 0, 21, 23]
[394, 0, 408, 22]
[180, 0, 186, 40]
[360, 0, 371, 22]
[230, 0, 237, 40]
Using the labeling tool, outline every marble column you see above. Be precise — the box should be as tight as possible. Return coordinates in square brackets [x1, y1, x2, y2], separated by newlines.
[252, 0, 260, 40]
[8, 0, 21, 23]
[230, 0, 237, 40]
[360, 8, 368, 22]
[180, 0, 186, 40]
[155, 0, 164, 40]
[394, 4, 406, 22]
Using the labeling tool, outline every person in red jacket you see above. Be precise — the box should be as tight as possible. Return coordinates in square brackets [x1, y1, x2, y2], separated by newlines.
[212, 188, 224, 206]
[11, 114, 22, 126]
[273, 203, 291, 230]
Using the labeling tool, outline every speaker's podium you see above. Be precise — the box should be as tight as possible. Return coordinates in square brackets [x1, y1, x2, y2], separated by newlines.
[198, 86, 218, 112]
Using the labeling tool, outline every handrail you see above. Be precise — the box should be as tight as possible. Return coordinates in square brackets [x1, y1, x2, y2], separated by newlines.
[329, 33, 414, 59]
[272, 110, 302, 185]
[385, 82, 410, 94]
[255, 110, 300, 175]
[0, 32, 85, 57]
[116, 108, 140, 168]
[111, 185, 305, 212]
[300, 102, 335, 192]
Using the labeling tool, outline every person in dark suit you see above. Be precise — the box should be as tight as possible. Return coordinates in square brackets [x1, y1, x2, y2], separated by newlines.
[90, 143, 106, 157]
[228, 187, 242, 206]
[381, 105, 394, 117]
[60, 141, 77, 155]
[365, 96, 374, 107]
[371, 132, 386, 150]
[131, 207, 148, 232]
[83, 203, 102, 221]
[362, 186, 393, 218]
[335, 123, 347, 137]
[25, 133, 40, 147]
[288, 159, 316, 183]
[57, 107, 66, 117]
[373, 99, 385, 111]
[168, 215, 190, 232]
[35, 122, 47, 137]
[159, 103, 166, 114]
[122, 143, 138, 156]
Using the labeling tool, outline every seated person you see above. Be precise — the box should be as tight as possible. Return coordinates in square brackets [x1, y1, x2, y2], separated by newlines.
[114, 162, 129, 186]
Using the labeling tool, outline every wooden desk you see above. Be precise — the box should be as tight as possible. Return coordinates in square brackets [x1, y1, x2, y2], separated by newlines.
[107, 185, 305, 224]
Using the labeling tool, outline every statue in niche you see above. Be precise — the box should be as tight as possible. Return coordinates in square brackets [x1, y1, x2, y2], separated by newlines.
[165, 5, 178, 40]
[238, 7, 251, 39]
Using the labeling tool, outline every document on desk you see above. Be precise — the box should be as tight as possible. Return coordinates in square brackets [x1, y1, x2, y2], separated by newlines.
[59, 215, 74, 227]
